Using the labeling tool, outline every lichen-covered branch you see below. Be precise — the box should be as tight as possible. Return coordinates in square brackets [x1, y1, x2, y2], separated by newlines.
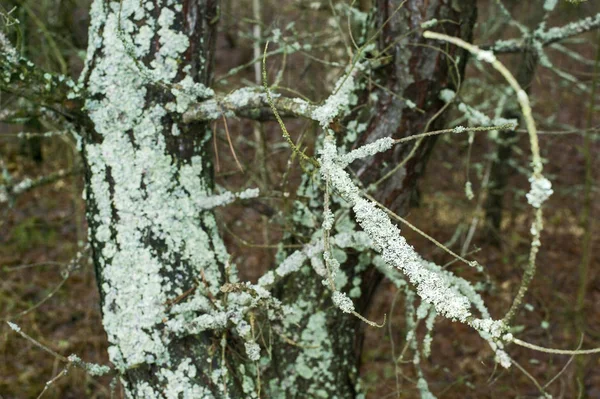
[0, 32, 83, 118]
[320, 134, 512, 367]
[489, 12, 600, 53]
[183, 88, 316, 123]
[0, 168, 80, 204]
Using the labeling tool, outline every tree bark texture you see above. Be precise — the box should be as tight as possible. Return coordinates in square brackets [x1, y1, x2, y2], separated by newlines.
[81, 0, 240, 396]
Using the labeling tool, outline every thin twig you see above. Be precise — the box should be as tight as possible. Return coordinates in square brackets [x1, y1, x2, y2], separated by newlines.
[221, 114, 244, 172]
[512, 338, 600, 355]
[393, 123, 515, 144]
[262, 42, 320, 168]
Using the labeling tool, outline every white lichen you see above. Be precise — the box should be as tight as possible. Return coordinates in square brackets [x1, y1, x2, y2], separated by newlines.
[244, 341, 261, 362]
[526, 176, 553, 208]
[543, 0, 558, 11]
[320, 135, 511, 367]
[67, 354, 112, 376]
[274, 249, 306, 278]
[464, 181, 474, 200]
[312, 65, 362, 128]
[332, 291, 355, 313]
[82, 2, 231, 393]
[420, 19, 438, 29]
[290, 311, 335, 393]
[322, 208, 335, 231]
[7, 321, 20, 332]
[340, 137, 394, 166]
[536, 12, 600, 44]
[476, 50, 497, 64]
[439, 89, 455, 103]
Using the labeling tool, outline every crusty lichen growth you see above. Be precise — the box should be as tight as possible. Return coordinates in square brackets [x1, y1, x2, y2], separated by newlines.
[312, 63, 363, 128]
[319, 134, 511, 367]
[82, 0, 262, 396]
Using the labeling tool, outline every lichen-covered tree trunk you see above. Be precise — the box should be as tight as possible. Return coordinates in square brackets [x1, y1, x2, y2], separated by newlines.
[80, 0, 476, 397]
[81, 0, 238, 396]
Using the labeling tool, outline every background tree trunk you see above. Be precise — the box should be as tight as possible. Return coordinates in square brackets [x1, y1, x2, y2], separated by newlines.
[483, 51, 539, 245]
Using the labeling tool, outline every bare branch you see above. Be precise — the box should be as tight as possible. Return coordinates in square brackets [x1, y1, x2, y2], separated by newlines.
[0, 33, 83, 118]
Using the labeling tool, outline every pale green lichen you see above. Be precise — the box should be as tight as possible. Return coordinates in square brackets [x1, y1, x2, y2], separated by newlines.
[320, 135, 512, 367]
[332, 291, 355, 313]
[82, 0, 235, 395]
[288, 311, 335, 396]
[321, 137, 473, 321]
[340, 137, 394, 166]
[422, 310, 437, 358]
[157, 358, 211, 399]
[344, 120, 367, 143]
[7, 321, 20, 332]
[457, 102, 515, 127]
[322, 208, 335, 231]
[195, 187, 260, 210]
[244, 341, 261, 362]
[67, 354, 112, 377]
[420, 19, 438, 29]
[476, 49, 497, 64]
[439, 88, 456, 103]
[543, 0, 558, 11]
[536, 12, 600, 43]
[417, 377, 436, 399]
[464, 181, 474, 200]
[312, 65, 362, 128]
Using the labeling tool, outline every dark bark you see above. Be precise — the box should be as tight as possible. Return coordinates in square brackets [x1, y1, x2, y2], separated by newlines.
[351, 0, 477, 380]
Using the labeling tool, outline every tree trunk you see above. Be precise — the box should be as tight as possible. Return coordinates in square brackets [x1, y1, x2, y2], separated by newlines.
[81, 0, 242, 396]
[80, 0, 476, 397]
